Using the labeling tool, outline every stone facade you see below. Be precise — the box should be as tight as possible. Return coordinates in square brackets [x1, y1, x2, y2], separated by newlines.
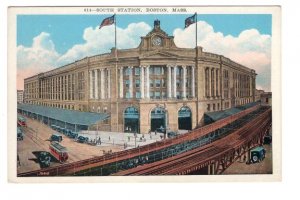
[24, 20, 257, 134]
[17, 90, 24, 104]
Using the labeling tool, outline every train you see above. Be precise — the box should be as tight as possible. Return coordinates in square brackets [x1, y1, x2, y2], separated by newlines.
[49, 142, 68, 163]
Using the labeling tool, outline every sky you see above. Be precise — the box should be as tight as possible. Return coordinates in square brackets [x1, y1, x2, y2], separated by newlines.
[17, 14, 272, 91]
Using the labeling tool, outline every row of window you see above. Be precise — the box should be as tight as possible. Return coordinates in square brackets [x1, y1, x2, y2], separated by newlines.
[125, 91, 189, 99]
[123, 66, 188, 76]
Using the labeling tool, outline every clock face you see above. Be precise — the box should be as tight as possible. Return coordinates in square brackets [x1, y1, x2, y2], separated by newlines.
[152, 36, 162, 46]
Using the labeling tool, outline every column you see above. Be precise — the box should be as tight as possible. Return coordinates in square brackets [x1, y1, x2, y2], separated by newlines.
[94, 69, 99, 99]
[167, 65, 172, 98]
[214, 69, 217, 97]
[119, 67, 123, 98]
[54, 77, 56, 100]
[140, 66, 145, 98]
[89, 71, 93, 99]
[145, 66, 150, 98]
[191, 66, 195, 98]
[173, 65, 177, 98]
[209, 68, 212, 97]
[100, 69, 105, 99]
[129, 66, 133, 98]
[66, 75, 69, 100]
[250, 76, 252, 96]
[107, 69, 111, 98]
[182, 66, 187, 99]
[60, 76, 63, 101]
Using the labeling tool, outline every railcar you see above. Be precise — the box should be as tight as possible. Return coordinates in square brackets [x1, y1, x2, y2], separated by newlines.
[49, 142, 68, 163]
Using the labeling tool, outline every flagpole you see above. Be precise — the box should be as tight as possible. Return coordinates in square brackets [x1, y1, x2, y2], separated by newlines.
[114, 13, 119, 132]
[115, 14, 117, 58]
[195, 12, 197, 48]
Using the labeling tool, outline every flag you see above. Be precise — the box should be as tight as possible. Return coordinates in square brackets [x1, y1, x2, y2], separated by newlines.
[185, 14, 196, 28]
[99, 14, 115, 29]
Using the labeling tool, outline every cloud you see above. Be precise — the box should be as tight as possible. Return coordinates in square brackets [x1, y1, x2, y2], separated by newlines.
[57, 22, 151, 66]
[174, 21, 271, 91]
[17, 22, 151, 89]
[17, 20, 271, 92]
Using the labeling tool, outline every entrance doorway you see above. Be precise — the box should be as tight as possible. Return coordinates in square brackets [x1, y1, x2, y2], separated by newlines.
[178, 106, 192, 130]
[151, 107, 166, 131]
[124, 107, 139, 133]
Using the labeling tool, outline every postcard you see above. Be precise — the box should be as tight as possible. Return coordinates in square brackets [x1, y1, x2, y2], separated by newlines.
[8, 6, 281, 182]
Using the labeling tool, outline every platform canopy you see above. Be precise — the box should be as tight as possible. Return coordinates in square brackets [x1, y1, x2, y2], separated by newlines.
[204, 101, 260, 124]
[17, 104, 109, 126]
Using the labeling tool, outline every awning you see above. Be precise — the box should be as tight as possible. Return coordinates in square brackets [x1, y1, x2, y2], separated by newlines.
[204, 101, 260, 123]
[17, 104, 110, 126]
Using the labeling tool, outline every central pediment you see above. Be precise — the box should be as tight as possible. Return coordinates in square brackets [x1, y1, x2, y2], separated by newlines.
[140, 51, 179, 59]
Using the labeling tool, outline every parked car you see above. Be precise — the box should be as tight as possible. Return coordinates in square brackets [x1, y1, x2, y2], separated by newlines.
[263, 135, 272, 145]
[38, 151, 51, 168]
[76, 136, 88, 143]
[156, 127, 166, 133]
[250, 146, 266, 163]
[69, 131, 78, 139]
[167, 131, 177, 138]
[17, 127, 24, 141]
[49, 133, 63, 142]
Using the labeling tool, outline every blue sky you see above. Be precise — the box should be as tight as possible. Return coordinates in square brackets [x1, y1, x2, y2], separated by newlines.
[17, 14, 272, 91]
[17, 14, 271, 54]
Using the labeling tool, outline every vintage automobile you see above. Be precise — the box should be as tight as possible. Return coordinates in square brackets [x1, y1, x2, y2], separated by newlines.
[17, 127, 24, 141]
[250, 146, 266, 163]
[76, 135, 89, 143]
[167, 131, 178, 138]
[68, 131, 78, 139]
[156, 127, 166, 133]
[38, 151, 51, 168]
[49, 133, 63, 142]
[263, 135, 272, 145]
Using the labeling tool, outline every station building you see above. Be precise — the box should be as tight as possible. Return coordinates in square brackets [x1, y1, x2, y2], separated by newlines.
[24, 20, 257, 134]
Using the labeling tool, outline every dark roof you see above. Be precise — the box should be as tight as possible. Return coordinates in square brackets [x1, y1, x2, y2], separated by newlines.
[204, 101, 260, 122]
[17, 104, 109, 126]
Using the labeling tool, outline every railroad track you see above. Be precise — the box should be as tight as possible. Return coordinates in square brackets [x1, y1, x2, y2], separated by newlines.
[113, 108, 271, 175]
[18, 105, 263, 177]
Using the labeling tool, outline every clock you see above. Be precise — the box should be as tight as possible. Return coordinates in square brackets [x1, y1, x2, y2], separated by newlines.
[152, 36, 162, 46]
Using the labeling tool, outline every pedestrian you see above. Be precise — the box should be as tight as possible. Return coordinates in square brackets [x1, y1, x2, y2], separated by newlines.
[128, 136, 130, 142]
[109, 136, 110, 141]
[155, 130, 157, 135]
[150, 135, 152, 139]
[17, 154, 21, 167]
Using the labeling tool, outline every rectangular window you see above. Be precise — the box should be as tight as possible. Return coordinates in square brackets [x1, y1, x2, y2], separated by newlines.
[162, 92, 166, 98]
[176, 91, 180, 99]
[150, 67, 154, 75]
[155, 79, 161, 87]
[135, 67, 140, 75]
[136, 91, 141, 99]
[135, 79, 140, 88]
[162, 79, 166, 87]
[125, 68, 131, 76]
[176, 79, 180, 87]
[155, 92, 161, 99]
[150, 91, 154, 99]
[155, 67, 161, 75]
[176, 67, 180, 75]
[125, 92, 130, 98]
[207, 104, 211, 111]
[150, 80, 154, 88]
[125, 80, 130, 88]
